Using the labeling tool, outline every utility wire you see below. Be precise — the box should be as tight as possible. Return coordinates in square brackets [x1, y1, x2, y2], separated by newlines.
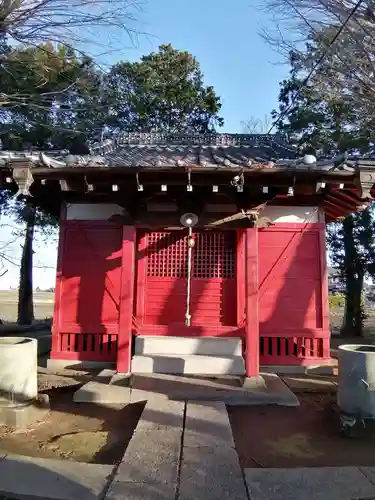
[268, 0, 365, 134]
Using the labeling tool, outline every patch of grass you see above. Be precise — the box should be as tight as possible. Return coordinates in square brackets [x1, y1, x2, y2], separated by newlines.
[329, 293, 346, 309]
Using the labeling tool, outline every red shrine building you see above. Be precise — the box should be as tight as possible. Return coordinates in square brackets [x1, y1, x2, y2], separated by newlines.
[1, 133, 374, 381]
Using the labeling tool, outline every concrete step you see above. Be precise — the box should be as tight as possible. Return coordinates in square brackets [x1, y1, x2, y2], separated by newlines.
[134, 336, 242, 356]
[131, 354, 246, 375]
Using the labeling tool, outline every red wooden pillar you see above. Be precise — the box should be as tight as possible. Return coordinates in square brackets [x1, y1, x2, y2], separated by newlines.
[245, 227, 259, 377]
[50, 221, 65, 359]
[117, 225, 136, 373]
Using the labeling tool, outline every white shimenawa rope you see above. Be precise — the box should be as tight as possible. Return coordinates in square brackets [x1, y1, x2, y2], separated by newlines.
[185, 227, 193, 327]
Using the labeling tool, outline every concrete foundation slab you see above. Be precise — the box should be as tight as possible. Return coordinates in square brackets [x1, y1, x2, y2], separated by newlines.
[226, 372, 300, 407]
[73, 372, 298, 407]
[73, 369, 133, 407]
[131, 373, 240, 395]
[0, 453, 114, 500]
[111, 373, 131, 387]
[0, 394, 50, 429]
[179, 445, 248, 500]
[95, 369, 116, 382]
[73, 381, 131, 408]
[262, 361, 336, 376]
[47, 358, 114, 371]
[282, 375, 337, 393]
[184, 401, 235, 448]
[130, 373, 298, 406]
[245, 467, 375, 500]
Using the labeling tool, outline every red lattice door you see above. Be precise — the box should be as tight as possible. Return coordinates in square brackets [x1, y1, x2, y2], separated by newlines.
[135, 230, 237, 335]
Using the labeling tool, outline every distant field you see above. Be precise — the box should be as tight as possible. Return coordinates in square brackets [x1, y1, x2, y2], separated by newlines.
[0, 290, 54, 323]
[1, 289, 375, 335]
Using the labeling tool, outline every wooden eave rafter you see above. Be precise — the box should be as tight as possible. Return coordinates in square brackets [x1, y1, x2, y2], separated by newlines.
[0, 162, 362, 190]
[1, 157, 374, 224]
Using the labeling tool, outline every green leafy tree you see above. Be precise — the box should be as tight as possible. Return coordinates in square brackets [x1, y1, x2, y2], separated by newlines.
[273, 48, 375, 336]
[0, 43, 103, 148]
[104, 44, 223, 133]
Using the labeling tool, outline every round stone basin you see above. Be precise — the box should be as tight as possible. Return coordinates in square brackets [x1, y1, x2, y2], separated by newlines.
[0, 337, 37, 406]
[338, 344, 375, 418]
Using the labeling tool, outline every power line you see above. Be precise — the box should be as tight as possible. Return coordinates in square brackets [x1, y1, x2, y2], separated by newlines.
[268, 0, 365, 134]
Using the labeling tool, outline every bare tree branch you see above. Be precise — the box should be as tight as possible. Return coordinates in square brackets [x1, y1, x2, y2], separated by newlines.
[241, 115, 273, 133]
[260, 0, 375, 120]
[0, 0, 144, 52]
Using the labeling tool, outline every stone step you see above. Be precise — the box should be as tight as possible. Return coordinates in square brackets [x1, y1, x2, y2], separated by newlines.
[134, 336, 242, 356]
[131, 354, 246, 375]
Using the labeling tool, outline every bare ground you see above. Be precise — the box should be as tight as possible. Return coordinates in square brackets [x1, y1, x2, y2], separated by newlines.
[0, 384, 145, 465]
[228, 391, 375, 469]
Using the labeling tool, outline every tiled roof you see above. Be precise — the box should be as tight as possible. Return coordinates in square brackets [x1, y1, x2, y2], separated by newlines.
[0, 133, 369, 171]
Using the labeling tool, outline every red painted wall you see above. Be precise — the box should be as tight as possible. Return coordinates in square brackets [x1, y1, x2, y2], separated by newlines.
[50, 217, 330, 369]
[258, 223, 330, 365]
[51, 221, 124, 362]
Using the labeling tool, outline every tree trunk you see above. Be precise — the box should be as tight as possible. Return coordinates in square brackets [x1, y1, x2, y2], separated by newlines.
[341, 215, 364, 337]
[17, 204, 35, 325]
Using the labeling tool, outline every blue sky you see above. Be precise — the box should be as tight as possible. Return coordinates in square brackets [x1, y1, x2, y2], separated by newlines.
[0, 0, 290, 290]
[97, 0, 289, 132]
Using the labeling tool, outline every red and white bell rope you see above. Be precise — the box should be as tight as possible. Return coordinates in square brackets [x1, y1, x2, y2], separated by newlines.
[185, 227, 195, 327]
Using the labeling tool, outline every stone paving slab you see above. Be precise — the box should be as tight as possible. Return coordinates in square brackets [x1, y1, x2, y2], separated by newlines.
[105, 480, 175, 500]
[113, 399, 183, 486]
[359, 467, 375, 487]
[135, 399, 184, 430]
[115, 428, 182, 485]
[0, 453, 114, 500]
[179, 445, 248, 500]
[130, 388, 169, 404]
[245, 467, 375, 500]
[184, 401, 235, 448]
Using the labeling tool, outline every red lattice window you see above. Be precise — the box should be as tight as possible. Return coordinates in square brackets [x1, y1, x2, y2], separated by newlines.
[147, 232, 188, 278]
[146, 231, 235, 279]
[193, 232, 235, 278]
